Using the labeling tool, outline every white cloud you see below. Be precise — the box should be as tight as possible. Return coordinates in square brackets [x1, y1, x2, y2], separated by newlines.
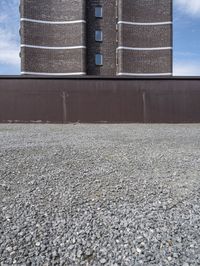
[0, 29, 20, 66]
[0, 0, 20, 70]
[175, 0, 200, 16]
[173, 61, 200, 76]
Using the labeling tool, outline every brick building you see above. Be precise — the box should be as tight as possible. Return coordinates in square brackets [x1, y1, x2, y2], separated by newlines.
[20, 0, 172, 76]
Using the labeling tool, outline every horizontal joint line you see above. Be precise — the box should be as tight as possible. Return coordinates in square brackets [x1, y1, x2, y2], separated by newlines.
[117, 47, 172, 51]
[20, 18, 86, 24]
[21, 72, 86, 76]
[117, 73, 172, 76]
[118, 21, 172, 26]
[21, 45, 86, 50]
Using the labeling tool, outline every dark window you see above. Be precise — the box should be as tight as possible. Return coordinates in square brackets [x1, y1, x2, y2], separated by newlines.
[95, 30, 103, 42]
[95, 54, 103, 66]
[95, 6, 103, 18]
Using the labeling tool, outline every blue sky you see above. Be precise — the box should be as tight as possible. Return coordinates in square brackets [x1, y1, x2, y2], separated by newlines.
[0, 0, 200, 76]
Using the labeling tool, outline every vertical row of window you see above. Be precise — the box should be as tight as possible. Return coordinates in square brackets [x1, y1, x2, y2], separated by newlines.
[95, 6, 103, 66]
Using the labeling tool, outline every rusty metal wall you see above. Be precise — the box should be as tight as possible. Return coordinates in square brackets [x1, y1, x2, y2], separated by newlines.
[0, 77, 200, 123]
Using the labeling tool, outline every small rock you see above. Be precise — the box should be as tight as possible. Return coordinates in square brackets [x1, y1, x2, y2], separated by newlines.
[26, 235, 32, 242]
[100, 248, 107, 255]
[6, 246, 12, 252]
[100, 258, 107, 264]
[10, 251, 16, 257]
[85, 248, 93, 256]
[136, 248, 142, 254]
[2, 184, 11, 191]
[68, 245, 74, 251]
[167, 257, 172, 261]
[77, 249, 82, 258]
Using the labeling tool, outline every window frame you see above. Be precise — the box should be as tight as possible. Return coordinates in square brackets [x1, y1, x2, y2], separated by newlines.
[95, 54, 103, 66]
[95, 6, 103, 18]
[95, 30, 103, 42]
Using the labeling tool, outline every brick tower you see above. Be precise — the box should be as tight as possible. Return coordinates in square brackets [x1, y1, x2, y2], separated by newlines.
[20, 0, 172, 76]
[20, 0, 86, 75]
[117, 0, 172, 76]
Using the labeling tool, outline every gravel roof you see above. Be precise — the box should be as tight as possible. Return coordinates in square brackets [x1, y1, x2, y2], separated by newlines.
[0, 124, 200, 265]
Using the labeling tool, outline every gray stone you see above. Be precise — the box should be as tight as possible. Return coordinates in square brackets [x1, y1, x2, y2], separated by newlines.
[100, 258, 107, 264]
[1, 124, 200, 266]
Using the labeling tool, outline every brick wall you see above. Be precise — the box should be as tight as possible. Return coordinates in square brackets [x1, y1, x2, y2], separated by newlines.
[86, 0, 117, 76]
[117, 50, 172, 74]
[117, 0, 172, 75]
[20, 0, 86, 75]
[118, 0, 172, 22]
[21, 0, 85, 21]
[21, 48, 86, 73]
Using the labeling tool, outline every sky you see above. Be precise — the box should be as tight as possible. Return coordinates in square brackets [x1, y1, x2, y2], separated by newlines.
[0, 0, 200, 76]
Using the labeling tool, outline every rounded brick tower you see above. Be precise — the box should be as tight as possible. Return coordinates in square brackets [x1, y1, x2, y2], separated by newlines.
[117, 0, 172, 76]
[20, 0, 86, 76]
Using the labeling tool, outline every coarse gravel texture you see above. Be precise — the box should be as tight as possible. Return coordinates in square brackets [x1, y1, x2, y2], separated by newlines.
[0, 124, 200, 266]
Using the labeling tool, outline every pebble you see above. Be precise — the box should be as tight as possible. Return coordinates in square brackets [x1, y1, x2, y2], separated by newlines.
[6, 246, 12, 252]
[136, 248, 142, 254]
[100, 258, 107, 264]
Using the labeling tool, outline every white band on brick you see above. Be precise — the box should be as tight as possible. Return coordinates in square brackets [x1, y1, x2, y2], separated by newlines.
[117, 46, 172, 51]
[21, 44, 86, 50]
[117, 73, 172, 76]
[20, 18, 86, 24]
[118, 21, 172, 26]
[21, 72, 86, 76]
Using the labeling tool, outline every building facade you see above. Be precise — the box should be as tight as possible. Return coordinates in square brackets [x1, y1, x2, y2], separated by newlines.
[20, 0, 172, 76]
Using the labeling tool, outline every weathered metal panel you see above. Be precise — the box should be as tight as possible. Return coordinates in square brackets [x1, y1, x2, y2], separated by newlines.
[0, 79, 63, 123]
[0, 77, 200, 123]
[66, 80, 143, 122]
[144, 79, 200, 123]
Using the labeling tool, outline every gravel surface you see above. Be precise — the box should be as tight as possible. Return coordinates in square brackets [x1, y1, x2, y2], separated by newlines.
[0, 124, 200, 266]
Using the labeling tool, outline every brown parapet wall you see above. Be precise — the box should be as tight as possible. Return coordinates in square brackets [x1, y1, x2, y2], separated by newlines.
[0, 77, 200, 123]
